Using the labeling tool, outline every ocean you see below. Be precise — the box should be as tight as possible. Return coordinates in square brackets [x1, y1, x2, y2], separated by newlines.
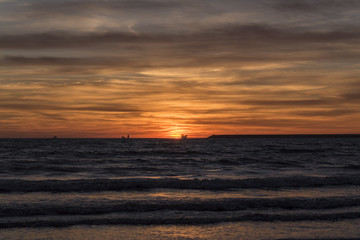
[0, 137, 360, 240]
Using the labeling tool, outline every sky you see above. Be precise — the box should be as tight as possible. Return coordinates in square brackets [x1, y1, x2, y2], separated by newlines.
[1, 0, 360, 138]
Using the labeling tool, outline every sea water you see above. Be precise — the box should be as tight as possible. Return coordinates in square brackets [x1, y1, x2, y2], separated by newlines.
[0, 137, 360, 239]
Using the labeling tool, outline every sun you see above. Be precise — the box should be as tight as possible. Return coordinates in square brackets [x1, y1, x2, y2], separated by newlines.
[166, 124, 189, 139]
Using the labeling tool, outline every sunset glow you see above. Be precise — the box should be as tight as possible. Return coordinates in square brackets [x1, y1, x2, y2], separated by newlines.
[1, 0, 360, 138]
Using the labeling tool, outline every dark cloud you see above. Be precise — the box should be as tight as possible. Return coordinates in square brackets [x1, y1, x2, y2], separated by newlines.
[1, 24, 359, 49]
[0, 32, 146, 49]
[0, 55, 159, 70]
[271, 0, 360, 12]
[1, 24, 360, 72]
[292, 109, 356, 117]
[272, 1, 320, 12]
[341, 93, 360, 101]
[0, 103, 140, 113]
[189, 117, 325, 128]
[242, 99, 331, 107]
[23, 0, 185, 17]
[37, 112, 68, 121]
[3, 56, 90, 65]
[29, 0, 183, 11]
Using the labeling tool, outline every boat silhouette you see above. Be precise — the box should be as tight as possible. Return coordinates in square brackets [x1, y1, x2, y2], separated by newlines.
[121, 134, 130, 139]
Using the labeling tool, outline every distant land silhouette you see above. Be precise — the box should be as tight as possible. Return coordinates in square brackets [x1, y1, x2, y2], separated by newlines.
[208, 134, 360, 138]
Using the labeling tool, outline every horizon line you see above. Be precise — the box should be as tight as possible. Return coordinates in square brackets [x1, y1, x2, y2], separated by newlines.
[1, 133, 360, 139]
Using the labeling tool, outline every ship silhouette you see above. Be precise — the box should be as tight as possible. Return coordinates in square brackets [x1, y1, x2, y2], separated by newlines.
[121, 134, 130, 139]
[181, 134, 188, 140]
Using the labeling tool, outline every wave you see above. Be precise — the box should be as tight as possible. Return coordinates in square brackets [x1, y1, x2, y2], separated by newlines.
[1, 197, 360, 217]
[1, 211, 360, 229]
[1, 175, 360, 192]
[278, 148, 337, 154]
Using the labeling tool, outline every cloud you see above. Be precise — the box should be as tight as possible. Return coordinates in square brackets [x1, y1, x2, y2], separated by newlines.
[341, 93, 360, 101]
[0, 102, 140, 113]
[3, 56, 91, 65]
[292, 109, 356, 117]
[188, 117, 327, 128]
[0, 32, 145, 49]
[27, 0, 184, 13]
[242, 99, 331, 107]
[271, 0, 360, 12]
[1, 24, 359, 50]
[1, 24, 360, 73]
